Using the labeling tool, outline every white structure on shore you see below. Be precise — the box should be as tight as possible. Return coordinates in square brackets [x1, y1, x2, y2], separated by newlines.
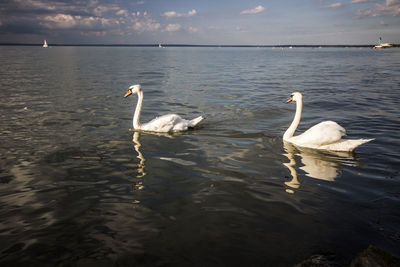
[373, 37, 392, 49]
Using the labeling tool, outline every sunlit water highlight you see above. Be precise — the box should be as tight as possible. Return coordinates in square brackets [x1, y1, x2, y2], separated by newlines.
[0, 46, 399, 266]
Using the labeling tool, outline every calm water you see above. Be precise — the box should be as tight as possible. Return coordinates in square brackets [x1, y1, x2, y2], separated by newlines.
[0, 46, 399, 266]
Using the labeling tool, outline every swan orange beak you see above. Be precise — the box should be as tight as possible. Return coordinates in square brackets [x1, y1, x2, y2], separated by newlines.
[286, 96, 293, 103]
[124, 89, 132, 98]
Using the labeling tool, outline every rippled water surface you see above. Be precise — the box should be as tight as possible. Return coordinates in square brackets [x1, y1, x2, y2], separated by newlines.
[1, 46, 399, 266]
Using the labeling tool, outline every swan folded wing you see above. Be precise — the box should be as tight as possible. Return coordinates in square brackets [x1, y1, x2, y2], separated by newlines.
[171, 115, 203, 131]
[141, 114, 184, 132]
[294, 121, 346, 146]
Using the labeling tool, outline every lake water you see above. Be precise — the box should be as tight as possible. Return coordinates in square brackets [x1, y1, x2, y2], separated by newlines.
[0, 46, 399, 266]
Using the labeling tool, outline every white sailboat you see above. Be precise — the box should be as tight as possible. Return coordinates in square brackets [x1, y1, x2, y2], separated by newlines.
[43, 40, 48, 48]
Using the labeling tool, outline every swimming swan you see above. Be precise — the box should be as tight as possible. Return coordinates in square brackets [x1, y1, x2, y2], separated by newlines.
[124, 84, 204, 132]
[283, 92, 373, 152]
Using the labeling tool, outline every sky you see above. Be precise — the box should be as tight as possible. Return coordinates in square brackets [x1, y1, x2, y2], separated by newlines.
[0, 0, 399, 45]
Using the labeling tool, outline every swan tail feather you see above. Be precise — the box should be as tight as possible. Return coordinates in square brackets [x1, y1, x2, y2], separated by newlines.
[321, 138, 374, 152]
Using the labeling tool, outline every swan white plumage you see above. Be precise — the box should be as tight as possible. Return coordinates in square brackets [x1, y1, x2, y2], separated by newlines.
[124, 84, 204, 133]
[283, 92, 373, 152]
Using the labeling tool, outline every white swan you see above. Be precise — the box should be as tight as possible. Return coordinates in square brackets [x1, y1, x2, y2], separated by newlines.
[283, 92, 373, 152]
[124, 84, 204, 132]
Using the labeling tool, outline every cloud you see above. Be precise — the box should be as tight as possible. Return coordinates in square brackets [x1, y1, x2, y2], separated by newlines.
[9, 0, 163, 34]
[187, 26, 200, 33]
[14, 0, 60, 11]
[40, 13, 119, 29]
[164, 23, 181, 32]
[240, 5, 265, 15]
[115, 9, 129, 17]
[93, 5, 120, 16]
[356, 0, 400, 17]
[40, 14, 78, 28]
[131, 13, 161, 33]
[162, 9, 197, 18]
[351, 0, 376, 3]
[0, 0, 162, 40]
[321, 3, 343, 8]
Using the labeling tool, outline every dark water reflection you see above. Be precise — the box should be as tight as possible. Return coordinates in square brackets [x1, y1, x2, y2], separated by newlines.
[0, 46, 399, 266]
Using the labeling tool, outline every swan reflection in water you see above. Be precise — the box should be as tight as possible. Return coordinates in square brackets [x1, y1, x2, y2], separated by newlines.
[283, 141, 357, 194]
[132, 132, 146, 191]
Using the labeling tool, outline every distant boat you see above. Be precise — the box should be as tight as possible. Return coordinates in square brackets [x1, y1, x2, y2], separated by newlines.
[158, 43, 163, 48]
[373, 37, 392, 49]
[373, 43, 392, 49]
[43, 40, 48, 48]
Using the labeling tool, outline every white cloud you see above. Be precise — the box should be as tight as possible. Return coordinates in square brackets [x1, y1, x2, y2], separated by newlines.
[131, 15, 161, 32]
[116, 9, 129, 17]
[356, 0, 400, 17]
[187, 9, 197, 16]
[240, 5, 265, 15]
[40, 13, 119, 29]
[93, 5, 120, 16]
[322, 3, 343, 8]
[41, 14, 78, 28]
[162, 9, 197, 18]
[188, 26, 200, 33]
[164, 24, 181, 32]
[132, 21, 161, 32]
[163, 11, 177, 17]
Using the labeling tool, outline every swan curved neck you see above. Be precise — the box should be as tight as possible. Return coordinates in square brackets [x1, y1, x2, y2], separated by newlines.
[284, 98, 302, 141]
[133, 91, 143, 129]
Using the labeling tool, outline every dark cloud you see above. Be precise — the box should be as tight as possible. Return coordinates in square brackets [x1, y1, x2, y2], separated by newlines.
[0, 0, 197, 43]
[0, 0, 136, 42]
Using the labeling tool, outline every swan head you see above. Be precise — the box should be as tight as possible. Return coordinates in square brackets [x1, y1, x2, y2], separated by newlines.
[286, 92, 302, 103]
[124, 84, 141, 98]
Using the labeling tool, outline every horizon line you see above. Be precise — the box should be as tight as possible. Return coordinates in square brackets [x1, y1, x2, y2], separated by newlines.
[1, 43, 399, 48]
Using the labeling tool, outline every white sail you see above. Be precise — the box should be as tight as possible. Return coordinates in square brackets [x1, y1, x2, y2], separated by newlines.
[43, 40, 48, 48]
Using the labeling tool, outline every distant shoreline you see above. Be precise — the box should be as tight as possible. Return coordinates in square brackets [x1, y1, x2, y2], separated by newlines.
[1, 43, 399, 48]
